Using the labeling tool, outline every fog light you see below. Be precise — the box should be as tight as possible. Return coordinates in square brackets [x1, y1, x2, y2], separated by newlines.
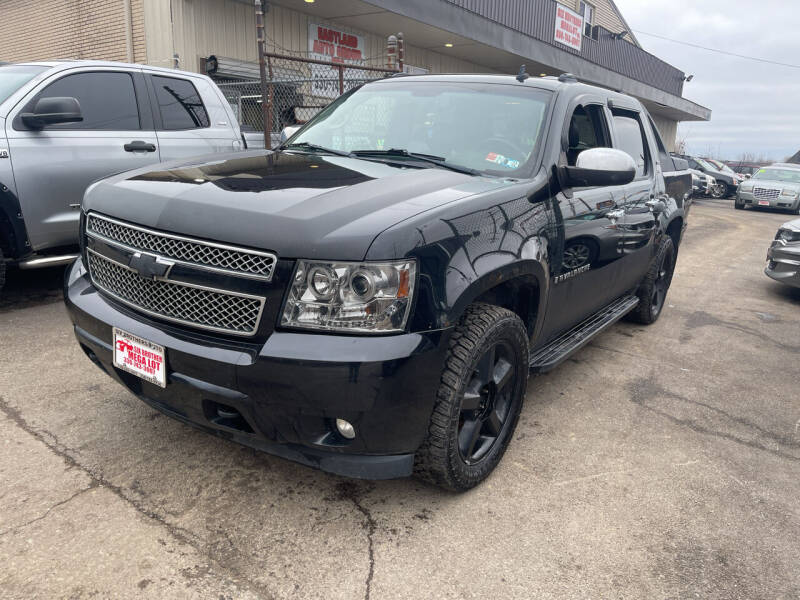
[335, 418, 356, 439]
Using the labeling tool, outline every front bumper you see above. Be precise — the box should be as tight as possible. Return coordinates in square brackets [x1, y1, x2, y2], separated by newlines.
[765, 241, 800, 288]
[64, 261, 452, 479]
[738, 190, 800, 210]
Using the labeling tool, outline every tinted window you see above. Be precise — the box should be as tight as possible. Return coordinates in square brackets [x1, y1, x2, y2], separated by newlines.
[612, 111, 650, 178]
[151, 75, 210, 130]
[26, 72, 140, 130]
[566, 104, 609, 166]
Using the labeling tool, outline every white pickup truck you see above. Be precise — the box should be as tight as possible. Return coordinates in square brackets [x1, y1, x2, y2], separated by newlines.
[0, 60, 264, 291]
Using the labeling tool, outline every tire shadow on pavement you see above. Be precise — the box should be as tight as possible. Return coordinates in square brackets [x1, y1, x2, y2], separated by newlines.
[0, 265, 67, 312]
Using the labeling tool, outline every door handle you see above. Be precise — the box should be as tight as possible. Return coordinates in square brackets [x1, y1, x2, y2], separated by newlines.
[124, 140, 157, 152]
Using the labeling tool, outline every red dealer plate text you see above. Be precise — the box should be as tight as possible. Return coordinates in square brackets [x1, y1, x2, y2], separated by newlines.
[113, 327, 166, 388]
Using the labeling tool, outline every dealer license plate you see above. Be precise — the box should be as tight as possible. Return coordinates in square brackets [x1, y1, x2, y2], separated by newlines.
[113, 327, 166, 388]
[758, 200, 770, 206]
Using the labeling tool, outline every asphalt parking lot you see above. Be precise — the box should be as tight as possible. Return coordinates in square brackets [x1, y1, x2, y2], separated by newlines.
[1, 199, 799, 599]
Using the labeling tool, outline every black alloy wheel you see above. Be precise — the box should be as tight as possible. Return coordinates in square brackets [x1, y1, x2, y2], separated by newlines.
[627, 235, 676, 325]
[457, 340, 516, 464]
[649, 242, 674, 320]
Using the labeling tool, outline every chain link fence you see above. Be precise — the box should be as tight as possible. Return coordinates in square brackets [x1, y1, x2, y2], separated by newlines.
[212, 52, 399, 144]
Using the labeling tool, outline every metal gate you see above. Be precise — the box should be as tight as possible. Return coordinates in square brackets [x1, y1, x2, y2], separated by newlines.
[210, 53, 399, 142]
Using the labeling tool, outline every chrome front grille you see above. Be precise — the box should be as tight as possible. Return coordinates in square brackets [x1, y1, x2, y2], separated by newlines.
[87, 250, 265, 336]
[86, 213, 276, 280]
[754, 187, 780, 200]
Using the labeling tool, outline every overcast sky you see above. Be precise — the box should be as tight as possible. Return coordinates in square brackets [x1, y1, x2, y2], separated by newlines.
[614, 0, 799, 161]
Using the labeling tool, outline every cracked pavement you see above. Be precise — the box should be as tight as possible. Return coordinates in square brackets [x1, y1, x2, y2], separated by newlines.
[1, 200, 800, 599]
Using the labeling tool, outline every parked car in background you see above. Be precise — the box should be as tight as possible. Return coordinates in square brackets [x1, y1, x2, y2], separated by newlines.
[725, 161, 768, 178]
[690, 168, 715, 197]
[704, 158, 746, 185]
[673, 154, 739, 199]
[736, 163, 800, 214]
[0, 60, 250, 293]
[65, 73, 691, 491]
[765, 217, 800, 287]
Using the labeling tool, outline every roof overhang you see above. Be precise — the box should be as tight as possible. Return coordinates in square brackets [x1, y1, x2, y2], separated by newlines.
[266, 0, 710, 122]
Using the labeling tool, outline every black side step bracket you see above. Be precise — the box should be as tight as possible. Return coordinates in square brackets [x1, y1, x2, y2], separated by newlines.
[529, 295, 639, 373]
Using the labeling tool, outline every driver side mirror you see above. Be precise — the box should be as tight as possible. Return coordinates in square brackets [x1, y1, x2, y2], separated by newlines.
[279, 125, 301, 145]
[563, 148, 636, 187]
[21, 97, 83, 130]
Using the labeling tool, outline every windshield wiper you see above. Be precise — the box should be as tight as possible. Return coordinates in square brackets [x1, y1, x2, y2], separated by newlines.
[280, 142, 353, 157]
[351, 148, 480, 176]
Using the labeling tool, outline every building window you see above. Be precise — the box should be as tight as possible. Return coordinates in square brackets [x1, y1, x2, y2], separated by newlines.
[579, 1, 596, 39]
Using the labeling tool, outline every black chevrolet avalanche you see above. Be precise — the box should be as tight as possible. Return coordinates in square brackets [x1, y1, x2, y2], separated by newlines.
[65, 73, 691, 491]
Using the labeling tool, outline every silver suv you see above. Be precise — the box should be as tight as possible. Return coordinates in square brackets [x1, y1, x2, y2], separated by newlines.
[0, 60, 247, 291]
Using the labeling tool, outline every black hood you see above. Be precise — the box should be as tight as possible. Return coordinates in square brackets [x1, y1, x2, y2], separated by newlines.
[82, 150, 505, 261]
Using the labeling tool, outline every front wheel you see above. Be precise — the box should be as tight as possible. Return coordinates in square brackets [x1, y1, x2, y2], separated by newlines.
[627, 236, 676, 325]
[415, 303, 529, 491]
[734, 196, 745, 210]
[0, 245, 5, 294]
[710, 183, 729, 199]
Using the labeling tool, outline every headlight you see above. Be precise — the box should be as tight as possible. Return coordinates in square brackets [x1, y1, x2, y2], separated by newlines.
[777, 228, 800, 243]
[780, 188, 798, 198]
[281, 259, 416, 333]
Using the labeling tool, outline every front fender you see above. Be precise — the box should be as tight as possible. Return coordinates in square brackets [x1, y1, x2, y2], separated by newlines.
[0, 183, 31, 259]
[445, 258, 547, 328]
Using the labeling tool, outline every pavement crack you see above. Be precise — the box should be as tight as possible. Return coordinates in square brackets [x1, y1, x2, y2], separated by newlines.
[335, 481, 376, 600]
[0, 394, 275, 600]
[628, 377, 800, 463]
[0, 484, 96, 537]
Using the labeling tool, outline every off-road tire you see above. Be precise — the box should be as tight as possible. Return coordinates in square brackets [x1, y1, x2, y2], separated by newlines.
[627, 236, 676, 325]
[0, 245, 5, 294]
[414, 303, 529, 491]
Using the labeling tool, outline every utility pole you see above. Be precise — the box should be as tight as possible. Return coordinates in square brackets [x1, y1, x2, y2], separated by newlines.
[255, 0, 270, 149]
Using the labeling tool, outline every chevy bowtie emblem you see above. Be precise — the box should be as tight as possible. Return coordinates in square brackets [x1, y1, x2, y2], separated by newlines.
[129, 252, 174, 280]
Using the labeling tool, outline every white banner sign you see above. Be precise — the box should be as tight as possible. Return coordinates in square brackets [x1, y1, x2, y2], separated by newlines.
[554, 4, 583, 51]
[309, 23, 367, 96]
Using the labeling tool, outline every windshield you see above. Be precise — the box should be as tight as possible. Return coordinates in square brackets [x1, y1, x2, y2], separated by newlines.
[0, 65, 48, 105]
[289, 81, 551, 176]
[751, 168, 800, 184]
[695, 158, 718, 171]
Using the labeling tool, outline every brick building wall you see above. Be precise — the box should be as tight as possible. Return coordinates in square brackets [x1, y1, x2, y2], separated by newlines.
[0, 0, 146, 63]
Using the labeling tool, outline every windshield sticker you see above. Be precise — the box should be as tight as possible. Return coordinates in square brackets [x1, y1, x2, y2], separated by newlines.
[486, 152, 520, 169]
